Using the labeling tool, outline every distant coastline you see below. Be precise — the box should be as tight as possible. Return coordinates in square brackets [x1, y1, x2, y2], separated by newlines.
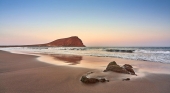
[0, 36, 85, 47]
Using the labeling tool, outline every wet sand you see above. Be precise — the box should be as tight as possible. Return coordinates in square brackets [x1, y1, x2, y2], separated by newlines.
[1, 50, 170, 93]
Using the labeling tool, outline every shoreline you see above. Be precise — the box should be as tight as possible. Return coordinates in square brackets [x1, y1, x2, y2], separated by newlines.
[1, 46, 169, 64]
[1, 50, 170, 93]
[1, 49, 170, 74]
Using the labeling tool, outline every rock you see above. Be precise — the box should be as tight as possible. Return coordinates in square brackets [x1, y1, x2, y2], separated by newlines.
[99, 78, 106, 82]
[123, 64, 136, 75]
[125, 67, 136, 75]
[122, 78, 130, 81]
[106, 65, 127, 73]
[123, 64, 133, 68]
[103, 61, 117, 72]
[107, 61, 117, 66]
[103, 70, 107, 72]
[80, 76, 99, 84]
[80, 76, 110, 84]
[106, 49, 134, 53]
[104, 61, 136, 75]
[99, 78, 109, 82]
[104, 61, 129, 74]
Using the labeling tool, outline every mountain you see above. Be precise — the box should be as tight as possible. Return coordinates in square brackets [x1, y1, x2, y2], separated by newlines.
[0, 36, 86, 47]
[41, 36, 85, 47]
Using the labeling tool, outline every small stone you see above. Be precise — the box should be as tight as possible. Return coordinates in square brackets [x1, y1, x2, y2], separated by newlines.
[122, 78, 130, 81]
[80, 76, 99, 84]
[99, 78, 106, 82]
[106, 80, 109, 82]
[103, 70, 107, 72]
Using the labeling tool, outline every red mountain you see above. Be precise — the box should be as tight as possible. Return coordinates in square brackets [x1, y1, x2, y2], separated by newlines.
[41, 36, 85, 47]
[0, 36, 86, 47]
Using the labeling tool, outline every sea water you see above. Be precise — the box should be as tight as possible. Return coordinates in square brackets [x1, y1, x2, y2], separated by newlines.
[0, 47, 170, 64]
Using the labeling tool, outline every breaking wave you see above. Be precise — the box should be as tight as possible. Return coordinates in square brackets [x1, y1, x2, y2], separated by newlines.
[0, 47, 170, 64]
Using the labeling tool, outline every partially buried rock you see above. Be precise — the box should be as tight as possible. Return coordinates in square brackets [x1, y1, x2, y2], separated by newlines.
[123, 64, 136, 75]
[124, 64, 133, 68]
[99, 78, 109, 82]
[80, 76, 99, 84]
[122, 78, 130, 81]
[107, 61, 118, 66]
[104, 61, 136, 75]
[99, 78, 106, 82]
[80, 76, 110, 84]
[104, 61, 129, 74]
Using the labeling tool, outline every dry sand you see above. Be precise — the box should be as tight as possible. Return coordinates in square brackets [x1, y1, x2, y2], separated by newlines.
[0, 50, 170, 93]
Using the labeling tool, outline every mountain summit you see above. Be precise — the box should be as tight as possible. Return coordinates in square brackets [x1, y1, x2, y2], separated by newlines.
[42, 36, 85, 47]
[0, 36, 86, 47]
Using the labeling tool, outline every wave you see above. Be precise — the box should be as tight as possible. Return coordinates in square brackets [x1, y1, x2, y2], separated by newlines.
[105, 49, 135, 53]
[134, 50, 170, 54]
[25, 47, 170, 54]
[1, 47, 170, 64]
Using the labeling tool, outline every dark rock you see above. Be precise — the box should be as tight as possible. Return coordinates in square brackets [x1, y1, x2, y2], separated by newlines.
[125, 67, 136, 75]
[99, 78, 109, 82]
[107, 61, 117, 66]
[106, 80, 109, 82]
[123, 78, 130, 81]
[80, 76, 88, 82]
[126, 50, 134, 53]
[80, 76, 99, 84]
[99, 78, 106, 82]
[104, 61, 129, 74]
[80, 76, 110, 84]
[106, 49, 134, 53]
[104, 61, 136, 75]
[103, 70, 107, 72]
[106, 65, 128, 73]
[123, 64, 136, 75]
[123, 64, 133, 68]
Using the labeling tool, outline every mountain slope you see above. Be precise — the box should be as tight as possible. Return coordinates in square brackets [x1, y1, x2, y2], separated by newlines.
[40, 36, 85, 47]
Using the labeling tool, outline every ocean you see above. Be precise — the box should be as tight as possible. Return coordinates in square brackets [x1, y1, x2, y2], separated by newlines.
[0, 47, 170, 64]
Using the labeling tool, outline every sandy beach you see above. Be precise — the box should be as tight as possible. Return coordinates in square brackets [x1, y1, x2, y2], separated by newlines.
[1, 50, 170, 93]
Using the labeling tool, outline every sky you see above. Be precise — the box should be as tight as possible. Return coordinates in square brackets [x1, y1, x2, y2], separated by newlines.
[0, 0, 170, 47]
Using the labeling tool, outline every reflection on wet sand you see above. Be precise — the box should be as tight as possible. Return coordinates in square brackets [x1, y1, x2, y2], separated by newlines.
[51, 54, 82, 65]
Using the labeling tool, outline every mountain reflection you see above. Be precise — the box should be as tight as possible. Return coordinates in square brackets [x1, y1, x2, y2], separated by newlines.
[51, 54, 82, 65]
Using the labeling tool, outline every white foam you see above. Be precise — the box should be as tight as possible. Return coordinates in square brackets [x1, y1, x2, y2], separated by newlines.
[0, 47, 170, 64]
